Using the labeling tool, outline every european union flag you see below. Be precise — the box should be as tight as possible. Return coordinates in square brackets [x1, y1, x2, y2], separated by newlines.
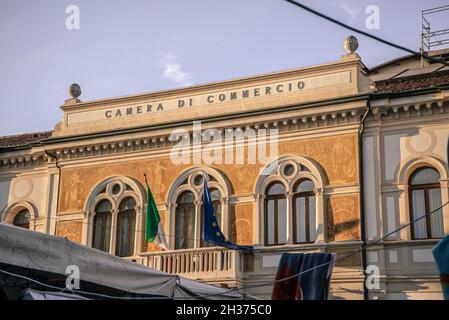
[202, 176, 252, 252]
[433, 234, 449, 300]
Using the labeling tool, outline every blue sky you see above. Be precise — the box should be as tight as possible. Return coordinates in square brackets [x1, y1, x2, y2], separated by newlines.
[1, 0, 448, 136]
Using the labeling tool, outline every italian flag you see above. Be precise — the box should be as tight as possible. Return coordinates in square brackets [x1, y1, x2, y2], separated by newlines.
[145, 175, 169, 250]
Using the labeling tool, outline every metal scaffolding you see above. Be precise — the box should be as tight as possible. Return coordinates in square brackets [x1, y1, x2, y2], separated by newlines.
[421, 5, 449, 66]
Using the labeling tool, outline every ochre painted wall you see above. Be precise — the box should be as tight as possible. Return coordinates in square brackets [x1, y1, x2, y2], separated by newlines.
[59, 134, 358, 212]
[57, 133, 359, 244]
[230, 202, 254, 245]
[55, 220, 83, 243]
[327, 194, 360, 241]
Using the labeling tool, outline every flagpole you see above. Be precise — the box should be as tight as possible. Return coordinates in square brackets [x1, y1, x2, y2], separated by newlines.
[143, 172, 149, 187]
[185, 171, 253, 252]
[143, 172, 170, 250]
[201, 171, 208, 183]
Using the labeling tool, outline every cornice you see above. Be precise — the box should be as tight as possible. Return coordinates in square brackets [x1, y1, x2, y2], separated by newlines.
[0, 105, 364, 169]
[1, 92, 447, 170]
[60, 58, 363, 112]
[41, 107, 365, 163]
[0, 152, 47, 170]
[47, 93, 369, 145]
[369, 96, 447, 122]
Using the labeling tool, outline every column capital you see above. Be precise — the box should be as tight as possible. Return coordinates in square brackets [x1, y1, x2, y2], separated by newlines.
[440, 179, 449, 188]
[254, 193, 264, 201]
[167, 202, 175, 210]
[285, 191, 294, 198]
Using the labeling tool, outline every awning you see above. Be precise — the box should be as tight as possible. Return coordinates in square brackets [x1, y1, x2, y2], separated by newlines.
[0, 223, 243, 300]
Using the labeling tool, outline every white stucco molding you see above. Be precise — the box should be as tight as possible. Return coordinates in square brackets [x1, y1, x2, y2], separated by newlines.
[253, 155, 328, 245]
[396, 155, 448, 184]
[254, 155, 327, 194]
[84, 175, 145, 213]
[166, 166, 232, 249]
[395, 156, 449, 239]
[370, 92, 448, 121]
[1, 200, 39, 230]
[82, 175, 146, 255]
[166, 166, 232, 203]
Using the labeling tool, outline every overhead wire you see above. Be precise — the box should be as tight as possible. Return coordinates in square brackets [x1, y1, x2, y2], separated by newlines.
[1, 200, 447, 300]
[283, 0, 449, 67]
[2, 0, 449, 300]
[177, 200, 449, 298]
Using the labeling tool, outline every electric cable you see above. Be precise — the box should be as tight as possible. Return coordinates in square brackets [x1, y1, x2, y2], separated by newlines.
[283, 0, 449, 67]
[1, 200, 447, 300]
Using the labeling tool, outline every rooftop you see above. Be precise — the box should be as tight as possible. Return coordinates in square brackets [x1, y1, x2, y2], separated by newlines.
[1, 53, 449, 151]
[0, 131, 53, 149]
[374, 69, 449, 93]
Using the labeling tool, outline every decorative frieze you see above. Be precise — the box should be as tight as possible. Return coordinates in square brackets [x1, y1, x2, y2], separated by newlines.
[371, 99, 447, 122]
[6, 97, 441, 167]
[0, 153, 46, 169]
[23, 107, 364, 163]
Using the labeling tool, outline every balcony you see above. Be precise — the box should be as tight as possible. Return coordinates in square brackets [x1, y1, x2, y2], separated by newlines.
[138, 247, 244, 284]
[134, 241, 366, 299]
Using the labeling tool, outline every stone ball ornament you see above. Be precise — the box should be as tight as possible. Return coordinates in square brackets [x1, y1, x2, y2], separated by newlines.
[69, 83, 82, 99]
[344, 35, 359, 54]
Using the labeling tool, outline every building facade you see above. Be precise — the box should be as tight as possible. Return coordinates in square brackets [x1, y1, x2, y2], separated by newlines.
[1, 39, 448, 299]
[363, 51, 449, 299]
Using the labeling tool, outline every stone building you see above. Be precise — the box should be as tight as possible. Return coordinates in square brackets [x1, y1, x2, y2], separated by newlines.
[363, 48, 449, 299]
[1, 38, 448, 299]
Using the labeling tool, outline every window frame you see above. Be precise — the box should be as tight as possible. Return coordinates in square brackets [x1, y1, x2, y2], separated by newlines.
[292, 179, 316, 244]
[12, 209, 30, 229]
[264, 182, 287, 246]
[174, 189, 223, 249]
[92, 208, 112, 253]
[200, 188, 222, 248]
[408, 166, 442, 240]
[85, 177, 144, 257]
[174, 191, 196, 250]
[115, 197, 137, 257]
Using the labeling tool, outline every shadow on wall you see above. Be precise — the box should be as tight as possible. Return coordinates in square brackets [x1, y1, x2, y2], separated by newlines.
[385, 281, 440, 300]
[328, 282, 431, 300]
[327, 215, 360, 242]
[330, 264, 442, 300]
[330, 287, 364, 300]
[0, 178, 13, 223]
[228, 205, 237, 243]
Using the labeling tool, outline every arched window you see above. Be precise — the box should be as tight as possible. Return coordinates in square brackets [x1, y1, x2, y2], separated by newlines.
[175, 191, 196, 249]
[257, 157, 325, 246]
[13, 209, 30, 229]
[116, 197, 136, 257]
[168, 170, 229, 250]
[409, 167, 444, 239]
[92, 200, 112, 252]
[264, 182, 287, 245]
[86, 178, 143, 257]
[201, 188, 222, 247]
[293, 179, 316, 243]
[210, 188, 222, 224]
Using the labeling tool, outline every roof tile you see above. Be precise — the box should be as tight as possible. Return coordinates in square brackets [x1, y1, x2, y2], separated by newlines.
[374, 69, 449, 93]
[0, 131, 52, 149]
